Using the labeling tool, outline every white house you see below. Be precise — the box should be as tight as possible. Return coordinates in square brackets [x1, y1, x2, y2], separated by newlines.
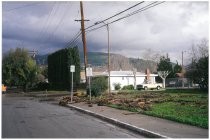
[109, 71, 158, 90]
[80, 70, 158, 90]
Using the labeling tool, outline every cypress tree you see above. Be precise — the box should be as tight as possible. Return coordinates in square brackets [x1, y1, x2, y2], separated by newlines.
[48, 46, 80, 90]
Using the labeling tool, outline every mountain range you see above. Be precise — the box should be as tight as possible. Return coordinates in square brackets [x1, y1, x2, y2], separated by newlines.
[35, 52, 157, 73]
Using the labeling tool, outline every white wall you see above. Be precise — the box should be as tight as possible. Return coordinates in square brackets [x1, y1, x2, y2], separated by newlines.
[110, 76, 156, 90]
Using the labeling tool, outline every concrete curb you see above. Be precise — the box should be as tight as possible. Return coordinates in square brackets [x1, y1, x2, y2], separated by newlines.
[24, 93, 69, 97]
[67, 104, 169, 138]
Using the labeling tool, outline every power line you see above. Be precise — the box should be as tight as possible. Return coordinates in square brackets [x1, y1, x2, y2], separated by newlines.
[46, 2, 72, 42]
[85, 1, 145, 30]
[38, 2, 57, 42]
[96, 1, 145, 25]
[65, 1, 165, 50]
[66, 2, 145, 48]
[4, 2, 42, 12]
[41, 3, 61, 42]
[109, 1, 163, 24]
[64, 31, 82, 48]
[66, 32, 81, 47]
[86, 1, 164, 33]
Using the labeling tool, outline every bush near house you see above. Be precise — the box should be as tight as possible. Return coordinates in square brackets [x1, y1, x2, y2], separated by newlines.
[87, 76, 108, 97]
[121, 85, 134, 90]
[113, 83, 121, 90]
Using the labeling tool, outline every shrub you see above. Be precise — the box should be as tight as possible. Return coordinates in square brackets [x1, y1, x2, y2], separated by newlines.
[113, 83, 121, 90]
[122, 85, 134, 90]
[87, 76, 108, 97]
[35, 82, 50, 90]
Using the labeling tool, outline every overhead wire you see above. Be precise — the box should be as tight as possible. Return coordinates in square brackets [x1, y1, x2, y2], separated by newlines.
[66, 1, 145, 48]
[109, 1, 165, 25]
[41, 3, 61, 42]
[85, 1, 145, 30]
[4, 2, 42, 12]
[39, 2, 57, 42]
[46, 2, 72, 42]
[86, 1, 164, 33]
[66, 1, 165, 49]
[64, 30, 82, 48]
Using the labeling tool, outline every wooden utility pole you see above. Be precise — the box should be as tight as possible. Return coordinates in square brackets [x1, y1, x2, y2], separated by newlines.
[75, 1, 89, 83]
[80, 1, 87, 83]
[182, 51, 184, 88]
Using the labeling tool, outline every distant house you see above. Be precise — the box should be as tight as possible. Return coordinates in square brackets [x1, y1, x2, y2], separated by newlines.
[80, 71, 107, 83]
[109, 71, 158, 90]
[80, 70, 158, 90]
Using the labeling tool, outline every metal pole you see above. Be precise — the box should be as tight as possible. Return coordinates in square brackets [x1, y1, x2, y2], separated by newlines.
[89, 76, 91, 101]
[182, 51, 184, 88]
[71, 71, 73, 103]
[107, 24, 111, 94]
[105, 24, 111, 94]
[133, 68, 136, 89]
[95, 21, 111, 93]
[106, 24, 111, 94]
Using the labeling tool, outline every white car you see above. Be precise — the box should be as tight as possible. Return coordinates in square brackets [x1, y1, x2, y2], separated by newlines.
[137, 83, 163, 90]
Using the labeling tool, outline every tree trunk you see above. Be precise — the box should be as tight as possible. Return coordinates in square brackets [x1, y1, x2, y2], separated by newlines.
[163, 78, 166, 88]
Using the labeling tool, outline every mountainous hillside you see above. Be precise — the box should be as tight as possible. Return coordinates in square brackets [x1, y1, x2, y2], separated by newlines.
[80, 52, 157, 72]
[35, 52, 157, 73]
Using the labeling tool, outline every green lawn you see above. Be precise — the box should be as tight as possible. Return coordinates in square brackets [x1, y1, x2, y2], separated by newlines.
[144, 101, 208, 128]
[105, 89, 208, 128]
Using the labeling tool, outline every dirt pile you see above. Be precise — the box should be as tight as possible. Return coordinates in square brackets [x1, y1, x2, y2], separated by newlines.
[59, 96, 87, 106]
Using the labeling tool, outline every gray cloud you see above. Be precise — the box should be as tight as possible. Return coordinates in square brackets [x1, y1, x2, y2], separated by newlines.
[2, 1, 209, 64]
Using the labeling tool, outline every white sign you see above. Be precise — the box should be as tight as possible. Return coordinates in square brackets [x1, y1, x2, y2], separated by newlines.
[86, 67, 93, 77]
[70, 65, 75, 72]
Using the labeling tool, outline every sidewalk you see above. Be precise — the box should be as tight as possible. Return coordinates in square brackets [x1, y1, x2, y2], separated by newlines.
[67, 102, 208, 138]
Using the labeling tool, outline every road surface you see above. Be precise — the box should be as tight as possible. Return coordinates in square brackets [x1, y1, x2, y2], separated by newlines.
[2, 94, 145, 138]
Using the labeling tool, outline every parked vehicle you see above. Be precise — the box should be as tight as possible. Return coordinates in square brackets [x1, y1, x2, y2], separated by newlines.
[137, 83, 163, 90]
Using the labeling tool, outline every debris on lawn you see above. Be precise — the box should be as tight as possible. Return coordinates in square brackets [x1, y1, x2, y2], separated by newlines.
[59, 99, 68, 106]
[59, 95, 88, 106]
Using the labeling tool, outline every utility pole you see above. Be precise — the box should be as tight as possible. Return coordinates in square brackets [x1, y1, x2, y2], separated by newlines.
[182, 51, 184, 88]
[107, 24, 111, 94]
[28, 49, 38, 64]
[182, 51, 183, 68]
[133, 68, 137, 89]
[95, 21, 111, 94]
[105, 23, 111, 94]
[28, 49, 38, 59]
[75, 1, 89, 84]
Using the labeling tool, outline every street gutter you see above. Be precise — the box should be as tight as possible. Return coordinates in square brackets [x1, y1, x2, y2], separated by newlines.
[67, 104, 169, 138]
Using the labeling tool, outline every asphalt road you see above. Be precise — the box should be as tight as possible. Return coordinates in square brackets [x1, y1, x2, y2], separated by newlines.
[2, 94, 145, 138]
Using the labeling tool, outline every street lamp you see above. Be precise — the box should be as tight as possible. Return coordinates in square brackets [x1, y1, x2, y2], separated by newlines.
[95, 21, 111, 94]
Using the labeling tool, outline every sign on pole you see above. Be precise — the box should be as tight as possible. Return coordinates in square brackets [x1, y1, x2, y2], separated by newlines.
[70, 65, 75, 103]
[86, 67, 92, 101]
[86, 67, 93, 77]
[70, 65, 75, 72]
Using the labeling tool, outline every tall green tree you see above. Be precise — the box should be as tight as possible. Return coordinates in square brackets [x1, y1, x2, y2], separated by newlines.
[186, 39, 209, 90]
[186, 57, 208, 89]
[157, 54, 173, 78]
[173, 61, 182, 75]
[2, 48, 38, 91]
[48, 46, 80, 90]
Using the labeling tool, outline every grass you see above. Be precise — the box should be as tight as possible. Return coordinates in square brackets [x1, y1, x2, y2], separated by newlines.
[144, 102, 208, 128]
[106, 89, 208, 129]
[161, 89, 208, 94]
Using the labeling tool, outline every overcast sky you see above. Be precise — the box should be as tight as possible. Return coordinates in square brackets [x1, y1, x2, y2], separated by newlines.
[2, 1, 209, 64]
